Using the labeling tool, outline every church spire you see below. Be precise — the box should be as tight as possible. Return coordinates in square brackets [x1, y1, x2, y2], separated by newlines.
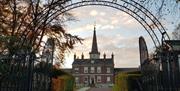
[90, 24, 99, 54]
[89, 23, 100, 59]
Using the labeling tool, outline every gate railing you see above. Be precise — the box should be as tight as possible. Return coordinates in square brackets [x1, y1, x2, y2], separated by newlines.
[0, 52, 53, 91]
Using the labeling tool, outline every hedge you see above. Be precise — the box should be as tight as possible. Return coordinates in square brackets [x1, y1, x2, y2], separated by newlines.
[52, 70, 75, 91]
[113, 71, 141, 91]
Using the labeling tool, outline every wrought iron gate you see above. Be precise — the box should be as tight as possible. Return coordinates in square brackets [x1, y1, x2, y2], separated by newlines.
[0, 0, 171, 91]
[0, 38, 54, 91]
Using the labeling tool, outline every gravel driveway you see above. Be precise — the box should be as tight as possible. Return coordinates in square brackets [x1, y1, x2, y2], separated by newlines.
[87, 88, 112, 91]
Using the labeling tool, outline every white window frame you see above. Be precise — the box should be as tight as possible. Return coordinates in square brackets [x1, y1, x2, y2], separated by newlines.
[107, 77, 111, 82]
[75, 67, 79, 71]
[75, 77, 79, 83]
[97, 76, 101, 82]
[97, 67, 101, 73]
[84, 76, 88, 83]
[84, 67, 88, 73]
[91, 67, 95, 73]
[107, 67, 111, 73]
[74, 67, 79, 73]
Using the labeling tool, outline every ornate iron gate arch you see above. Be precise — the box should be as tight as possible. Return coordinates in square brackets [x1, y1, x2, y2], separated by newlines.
[47, 0, 170, 47]
[0, 0, 172, 91]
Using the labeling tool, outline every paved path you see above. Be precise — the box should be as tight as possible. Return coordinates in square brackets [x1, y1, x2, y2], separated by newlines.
[77, 87, 90, 91]
[88, 88, 112, 91]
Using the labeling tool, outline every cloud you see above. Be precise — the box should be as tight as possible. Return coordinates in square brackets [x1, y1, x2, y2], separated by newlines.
[96, 35, 154, 68]
[67, 23, 117, 34]
[89, 10, 106, 17]
[112, 47, 140, 67]
[100, 25, 115, 30]
[63, 7, 154, 68]
[63, 34, 141, 68]
[100, 12, 106, 16]
[67, 24, 94, 33]
[67, 7, 141, 34]
[90, 10, 98, 16]
[97, 18, 109, 24]
[111, 19, 119, 25]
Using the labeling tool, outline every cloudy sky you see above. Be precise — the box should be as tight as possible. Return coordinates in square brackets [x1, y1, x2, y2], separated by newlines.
[61, 5, 176, 68]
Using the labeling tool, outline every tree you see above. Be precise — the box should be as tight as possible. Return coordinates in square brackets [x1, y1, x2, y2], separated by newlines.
[139, 0, 180, 53]
[0, 0, 82, 62]
[0, 0, 82, 82]
[0, 1, 81, 90]
[172, 23, 180, 40]
[138, 0, 180, 24]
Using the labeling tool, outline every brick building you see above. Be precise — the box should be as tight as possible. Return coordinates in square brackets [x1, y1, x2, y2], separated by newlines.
[72, 26, 114, 87]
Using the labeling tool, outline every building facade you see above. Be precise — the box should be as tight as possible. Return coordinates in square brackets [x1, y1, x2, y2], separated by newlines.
[72, 26, 114, 87]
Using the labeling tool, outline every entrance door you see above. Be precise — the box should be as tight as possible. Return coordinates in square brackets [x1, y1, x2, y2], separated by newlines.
[89, 75, 95, 86]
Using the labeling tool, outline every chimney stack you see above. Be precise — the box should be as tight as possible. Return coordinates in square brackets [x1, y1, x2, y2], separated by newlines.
[103, 53, 106, 59]
[111, 53, 114, 60]
[74, 53, 76, 60]
[81, 53, 84, 59]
